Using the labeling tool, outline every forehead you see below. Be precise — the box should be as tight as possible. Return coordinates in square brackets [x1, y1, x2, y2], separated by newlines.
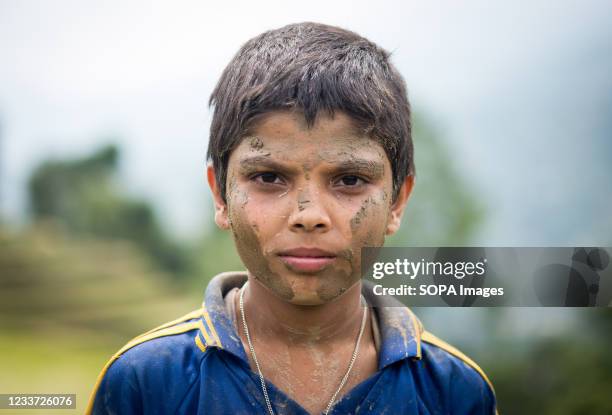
[230, 110, 388, 165]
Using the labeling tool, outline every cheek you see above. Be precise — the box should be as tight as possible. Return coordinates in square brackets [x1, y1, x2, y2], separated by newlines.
[349, 192, 390, 267]
[230, 191, 288, 244]
[347, 190, 390, 247]
[226, 189, 296, 300]
[226, 196, 261, 265]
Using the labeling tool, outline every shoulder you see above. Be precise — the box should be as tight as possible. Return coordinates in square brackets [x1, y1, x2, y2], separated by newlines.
[420, 330, 495, 392]
[86, 308, 209, 415]
[414, 330, 498, 415]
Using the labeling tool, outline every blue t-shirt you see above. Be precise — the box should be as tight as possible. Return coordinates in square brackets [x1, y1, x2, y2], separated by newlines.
[87, 272, 497, 414]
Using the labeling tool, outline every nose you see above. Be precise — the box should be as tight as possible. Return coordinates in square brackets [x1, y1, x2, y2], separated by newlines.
[288, 188, 332, 233]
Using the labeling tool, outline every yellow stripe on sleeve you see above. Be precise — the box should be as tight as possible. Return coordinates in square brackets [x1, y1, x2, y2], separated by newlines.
[131, 308, 203, 340]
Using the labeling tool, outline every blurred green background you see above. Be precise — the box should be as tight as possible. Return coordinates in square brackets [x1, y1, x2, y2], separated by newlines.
[2, 1, 612, 414]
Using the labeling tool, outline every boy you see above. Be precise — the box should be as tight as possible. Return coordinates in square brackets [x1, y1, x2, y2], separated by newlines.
[87, 22, 497, 414]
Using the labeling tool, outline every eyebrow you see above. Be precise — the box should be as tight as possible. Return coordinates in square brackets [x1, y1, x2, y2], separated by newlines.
[238, 155, 385, 178]
[238, 156, 293, 174]
[333, 159, 384, 178]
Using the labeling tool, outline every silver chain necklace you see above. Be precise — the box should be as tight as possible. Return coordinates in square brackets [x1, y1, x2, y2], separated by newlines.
[239, 282, 368, 415]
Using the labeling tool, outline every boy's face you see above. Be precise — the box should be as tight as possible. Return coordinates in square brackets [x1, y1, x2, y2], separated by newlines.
[208, 110, 413, 305]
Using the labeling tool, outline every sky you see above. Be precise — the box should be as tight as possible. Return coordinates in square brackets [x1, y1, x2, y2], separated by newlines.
[1, 0, 611, 244]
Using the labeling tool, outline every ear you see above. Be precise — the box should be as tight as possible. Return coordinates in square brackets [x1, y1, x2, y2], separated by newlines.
[385, 175, 415, 235]
[207, 164, 230, 230]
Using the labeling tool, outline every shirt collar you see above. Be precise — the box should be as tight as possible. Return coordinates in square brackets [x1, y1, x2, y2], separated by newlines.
[197, 271, 249, 363]
[197, 272, 423, 369]
[362, 279, 424, 367]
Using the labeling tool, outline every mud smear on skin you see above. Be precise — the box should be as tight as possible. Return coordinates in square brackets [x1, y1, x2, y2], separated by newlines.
[315, 135, 386, 168]
[227, 192, 296, 301]
[262, 339, 337, 411]
[297, 190, 311, 212]
[315, 248, 356, 302]
[304, 342, 342, 410]
[226, 176, 238, 235]
[264, 343, 298, 398]
[228, 137, 296, 300]
[346, 190, 390, 284]
[232, 179, 250, 209]
[255, 336, 346, 414]
[350, 197, 372, 231]
[243, 135, 272, 157]
[248, 136, 264, 151]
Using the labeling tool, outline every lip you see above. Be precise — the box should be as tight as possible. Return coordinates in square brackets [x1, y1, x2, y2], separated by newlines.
[278, 247, 336, 257]
[278, 247, 337, 273]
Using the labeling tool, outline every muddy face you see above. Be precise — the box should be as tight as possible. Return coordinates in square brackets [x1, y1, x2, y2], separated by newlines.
[223, 110, 395, 305]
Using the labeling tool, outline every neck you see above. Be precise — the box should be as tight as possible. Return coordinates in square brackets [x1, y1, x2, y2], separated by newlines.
[240, 275, 364, 345]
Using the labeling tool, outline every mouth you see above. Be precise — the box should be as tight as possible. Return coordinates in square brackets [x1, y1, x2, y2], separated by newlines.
[277, 247, 337, 273]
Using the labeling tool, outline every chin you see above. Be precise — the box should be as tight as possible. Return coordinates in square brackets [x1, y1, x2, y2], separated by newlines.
[280, 275, 334, 305]
[288, 284, 351, 306]
[289, 291, 327, 306]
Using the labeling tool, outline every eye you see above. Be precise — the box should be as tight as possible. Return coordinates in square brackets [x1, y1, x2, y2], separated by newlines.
[252, 172, 284, 185]
[334, 175, 368, 188]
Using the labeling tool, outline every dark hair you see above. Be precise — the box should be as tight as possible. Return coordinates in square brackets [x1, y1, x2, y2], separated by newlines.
[207, 22, 414, 202]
